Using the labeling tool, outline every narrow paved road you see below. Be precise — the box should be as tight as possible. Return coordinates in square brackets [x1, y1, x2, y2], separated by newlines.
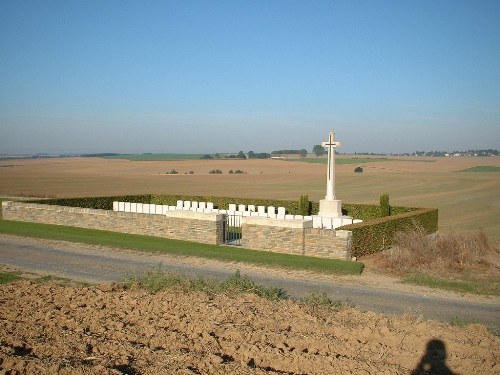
[1, 235, 499, 330]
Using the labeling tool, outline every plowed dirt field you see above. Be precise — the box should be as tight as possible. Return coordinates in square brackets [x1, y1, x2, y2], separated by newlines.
[1, 280, 498, 375]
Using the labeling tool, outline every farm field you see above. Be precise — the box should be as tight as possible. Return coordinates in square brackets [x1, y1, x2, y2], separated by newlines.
[1, 277, 498, 375]
[1, 155, 499, 243]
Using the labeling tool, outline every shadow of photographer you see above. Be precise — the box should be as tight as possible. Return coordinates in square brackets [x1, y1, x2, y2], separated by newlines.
[412, 339, 457, 375]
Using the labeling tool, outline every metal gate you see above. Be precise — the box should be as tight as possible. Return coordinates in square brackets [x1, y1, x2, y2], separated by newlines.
[223, 213, 242, 246]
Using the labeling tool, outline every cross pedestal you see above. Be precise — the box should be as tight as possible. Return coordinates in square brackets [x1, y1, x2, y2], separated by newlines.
[318, 131, 342, 218]
[318, 199, 342, 218]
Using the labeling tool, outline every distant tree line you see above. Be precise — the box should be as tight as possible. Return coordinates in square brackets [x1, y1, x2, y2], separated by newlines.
[200, 151, 271, 160]
[248, 151, 271, 159]
[198, 148, 500, 160]
[411, 149, 499, 157]
[271, 149, 307, 157]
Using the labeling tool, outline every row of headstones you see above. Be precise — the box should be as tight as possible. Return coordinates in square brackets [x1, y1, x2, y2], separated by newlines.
[113, 201, 176, 215]
[112, 201, 362, 229]
[112, 200, 302, 219]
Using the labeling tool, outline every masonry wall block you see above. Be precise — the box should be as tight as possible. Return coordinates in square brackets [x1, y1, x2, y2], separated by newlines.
[2, 201, 352, 260]
[1, 201, 224, 245]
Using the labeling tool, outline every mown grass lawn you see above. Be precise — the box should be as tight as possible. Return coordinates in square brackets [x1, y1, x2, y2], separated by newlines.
[0, 220, 364, 276]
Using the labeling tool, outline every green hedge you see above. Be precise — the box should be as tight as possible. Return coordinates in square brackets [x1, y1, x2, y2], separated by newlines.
[29, 195, 154, 210]
[309, 201, 415, 220]
[342, 207, 439, 257]
[28, 194, 417, 220]
[28, 194, 303, 214]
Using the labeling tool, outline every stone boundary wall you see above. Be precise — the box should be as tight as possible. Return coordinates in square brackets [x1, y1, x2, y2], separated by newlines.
[241, 216, 352, 260]
[2, 201, 352, 260]
[304, 228, 352, 259]
[1, 201, 225, 245]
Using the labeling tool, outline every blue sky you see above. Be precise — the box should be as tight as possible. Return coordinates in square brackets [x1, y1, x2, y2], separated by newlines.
[1, 0, 499, 154]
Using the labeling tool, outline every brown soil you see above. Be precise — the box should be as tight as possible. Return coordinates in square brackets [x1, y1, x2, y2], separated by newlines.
[1, 280, 499, 375]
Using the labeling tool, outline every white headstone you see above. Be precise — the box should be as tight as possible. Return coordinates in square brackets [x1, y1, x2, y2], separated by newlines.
[313, 216, 322, 228]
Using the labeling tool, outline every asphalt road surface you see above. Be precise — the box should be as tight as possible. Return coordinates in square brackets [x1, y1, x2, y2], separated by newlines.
[1, 235, 498, 330]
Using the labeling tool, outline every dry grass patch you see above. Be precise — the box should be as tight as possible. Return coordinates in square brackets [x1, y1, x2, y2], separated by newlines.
[370, 229, 500, 295]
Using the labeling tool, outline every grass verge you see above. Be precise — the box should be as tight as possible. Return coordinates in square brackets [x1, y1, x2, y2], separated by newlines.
[0, 220, 364, 276]
[402, 273, 500, 296]
[124, 268, 287, 300]
[125, 267, 350, 308]
[2, 266, 349, 313]
[0, 272, 22, 284]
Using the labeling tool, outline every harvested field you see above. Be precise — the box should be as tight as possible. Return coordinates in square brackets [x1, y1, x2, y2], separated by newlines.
[1, 155, 499, 242]
[1, 280, 499, 374]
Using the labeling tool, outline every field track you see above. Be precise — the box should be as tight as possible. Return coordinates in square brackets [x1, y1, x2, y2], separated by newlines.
[1, 155, 499, 243]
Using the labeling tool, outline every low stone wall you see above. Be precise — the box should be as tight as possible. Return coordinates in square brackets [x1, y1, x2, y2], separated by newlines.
[241, 216, 352, 260]
[2, 201, 352, 260]
[1, 201, 225, 245]
[304, 228, 352, 259]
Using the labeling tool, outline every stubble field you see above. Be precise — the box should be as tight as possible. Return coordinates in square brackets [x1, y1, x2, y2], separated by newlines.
[1, 155, 499, 242]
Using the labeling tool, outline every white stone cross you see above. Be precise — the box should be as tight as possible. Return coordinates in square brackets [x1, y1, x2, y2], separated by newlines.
[322, 131, 341, 201]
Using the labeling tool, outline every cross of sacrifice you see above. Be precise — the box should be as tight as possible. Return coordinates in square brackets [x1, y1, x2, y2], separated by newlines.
[322, 131, 341, 201]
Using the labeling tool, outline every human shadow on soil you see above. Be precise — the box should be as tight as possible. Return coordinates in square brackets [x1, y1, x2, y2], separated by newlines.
[412, 339, 457, 375]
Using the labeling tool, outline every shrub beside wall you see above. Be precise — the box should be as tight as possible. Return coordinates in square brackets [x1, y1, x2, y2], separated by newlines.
[380, 193, 390, 217]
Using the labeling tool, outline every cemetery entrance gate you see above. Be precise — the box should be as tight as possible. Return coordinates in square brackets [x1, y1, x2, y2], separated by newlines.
[223, 213, 242, 246]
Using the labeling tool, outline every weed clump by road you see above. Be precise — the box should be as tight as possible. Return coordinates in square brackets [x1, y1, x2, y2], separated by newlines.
[123, 267, 352, 310]
[377, 229, 500, 295]
[123, 268, 288, 301]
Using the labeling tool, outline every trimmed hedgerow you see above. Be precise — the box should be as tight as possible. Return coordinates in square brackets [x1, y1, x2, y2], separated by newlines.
[28, 195, 153, 211]
[342, 207, 439, 257]
[309, 201, 415, 220]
